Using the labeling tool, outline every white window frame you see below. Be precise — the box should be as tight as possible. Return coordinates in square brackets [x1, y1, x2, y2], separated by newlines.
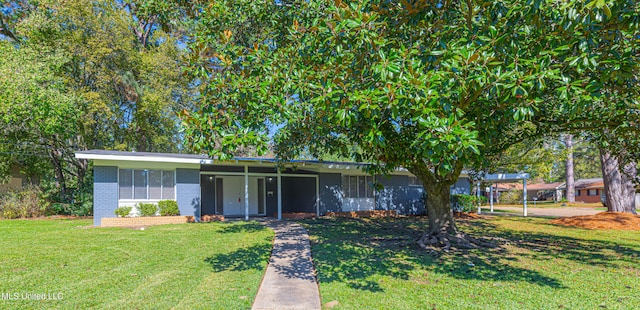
[118, 169, 176, 201]
[587, 189, 598, 196]
[408, 176, 423, 187]
[342, 175, 375, 199]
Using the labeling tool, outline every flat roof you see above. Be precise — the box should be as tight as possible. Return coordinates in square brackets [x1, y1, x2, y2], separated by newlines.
[75, 150, 370, 167]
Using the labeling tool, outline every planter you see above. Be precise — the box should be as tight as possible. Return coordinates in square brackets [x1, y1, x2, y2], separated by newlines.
[101, 216, 195, 227]
[200, 214, 225, 222]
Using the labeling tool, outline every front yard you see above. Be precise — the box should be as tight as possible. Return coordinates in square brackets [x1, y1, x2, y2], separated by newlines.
[0, 219, 273, 309]
[300, 216, 640, 309]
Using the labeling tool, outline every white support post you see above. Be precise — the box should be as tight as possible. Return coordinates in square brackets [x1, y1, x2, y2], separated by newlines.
[523, 178, 528, 217]
[316, 176, 320, 217]
[244, 165, 249, 221]
[277, 171, 282, 220]
[476, 182, 481, 214]
[489, 184, 494, 213]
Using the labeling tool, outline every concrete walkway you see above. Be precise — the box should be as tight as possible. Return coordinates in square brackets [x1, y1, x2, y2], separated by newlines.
[252, 221, 321, 310]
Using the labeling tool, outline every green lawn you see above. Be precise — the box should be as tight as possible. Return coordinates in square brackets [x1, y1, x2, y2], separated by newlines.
[488, 202, 604, 209]
[300, 216, 640, 309]
[0, 219, 273, 309]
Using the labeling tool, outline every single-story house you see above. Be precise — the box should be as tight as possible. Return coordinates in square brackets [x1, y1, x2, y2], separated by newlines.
[557, 178, 605, 204]
[75, 150, 471, 226]
[525, 182, 564, 201]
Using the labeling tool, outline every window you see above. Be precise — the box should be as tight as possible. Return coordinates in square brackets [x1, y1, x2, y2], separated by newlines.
[587, 189, 599, 196]
[342, 175, 374, 198]
[577, 190, 581, 196]
[118, 169, 175, 200]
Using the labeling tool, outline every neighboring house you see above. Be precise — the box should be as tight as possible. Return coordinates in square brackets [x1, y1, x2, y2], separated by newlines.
[0, 164, 26, 192]
[525, 182, 564, 202]
[482, 183, 522, 203]
[76, 150, 471, 226]
[556, 178, 604, 203]
[573, 178, 605, 203]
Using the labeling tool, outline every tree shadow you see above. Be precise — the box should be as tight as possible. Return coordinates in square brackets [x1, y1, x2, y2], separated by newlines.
[205, 242, 272, 272]
[296, 217, 639, 292]
[215, 221, 268, 234]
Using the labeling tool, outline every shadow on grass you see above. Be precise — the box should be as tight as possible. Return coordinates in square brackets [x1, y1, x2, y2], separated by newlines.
[215, 221, 268, 234]
[296, 217, 640, 292]
[205, 243, 272, 272]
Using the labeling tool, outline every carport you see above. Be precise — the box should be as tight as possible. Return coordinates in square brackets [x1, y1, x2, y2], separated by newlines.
[476, 173, 531, 216]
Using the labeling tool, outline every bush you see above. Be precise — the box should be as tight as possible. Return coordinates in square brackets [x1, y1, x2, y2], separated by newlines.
[114, 206, 132, 217]
[158, 200, 180, 216]
[500, 190, 523, 204]
[137, 203, 158, 216]
[0, 187, 49, 219]
[451, 194, 486, 213]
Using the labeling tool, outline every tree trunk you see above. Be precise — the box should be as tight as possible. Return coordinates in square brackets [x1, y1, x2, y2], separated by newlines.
[424, 182, 458, 234]
[565, 134, 575, 203]
[412, 164, 494, 251]
[600, 149, 637, 214]
[50, 148, 67, 202]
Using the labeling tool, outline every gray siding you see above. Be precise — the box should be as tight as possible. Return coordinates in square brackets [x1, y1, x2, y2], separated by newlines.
[281, 176, 317, 213]
[93, 166, 118, 226]
[200, 175, 216, 215]
[375, 175, 425, 215]
[176, 168, 201, 219]
[319, 173, 342, 214]
[451, 177, 471, 195]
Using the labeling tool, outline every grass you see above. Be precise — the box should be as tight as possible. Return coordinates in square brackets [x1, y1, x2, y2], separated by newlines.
[0, 219, 273, 309]
[300, 216, 640, 309]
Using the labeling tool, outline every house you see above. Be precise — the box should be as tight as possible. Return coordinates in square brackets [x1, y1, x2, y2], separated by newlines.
[525, 182, 564, 202]
[482, 182, 522, 203]
[573, 178, 604, 203]
[75, 150, 471, 226]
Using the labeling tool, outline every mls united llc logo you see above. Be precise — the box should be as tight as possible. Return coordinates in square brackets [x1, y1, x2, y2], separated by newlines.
[2, 292, 64, 301]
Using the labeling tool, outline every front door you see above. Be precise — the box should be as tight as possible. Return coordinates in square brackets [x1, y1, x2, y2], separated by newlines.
[219, 176, 244, 216]
[217, 176, 267, 216]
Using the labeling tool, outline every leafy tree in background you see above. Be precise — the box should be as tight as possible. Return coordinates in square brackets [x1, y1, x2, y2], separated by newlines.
[184, 0, 639, 249]
[0, 0, 192, 206]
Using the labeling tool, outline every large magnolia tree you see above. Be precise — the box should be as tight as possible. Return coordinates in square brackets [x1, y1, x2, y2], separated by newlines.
[183, 0, 639, 249]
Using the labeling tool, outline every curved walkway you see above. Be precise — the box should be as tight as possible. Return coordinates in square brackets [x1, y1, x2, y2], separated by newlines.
[252, 221, 321, 310]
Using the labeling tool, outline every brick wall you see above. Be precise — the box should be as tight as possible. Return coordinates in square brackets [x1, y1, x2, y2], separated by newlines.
[575, 188, 603, 203]
[101, 216, 195, 227]
[94, 166, 118, 226]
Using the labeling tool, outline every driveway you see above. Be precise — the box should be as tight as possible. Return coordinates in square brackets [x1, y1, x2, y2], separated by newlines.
[483, 206, 602, 217]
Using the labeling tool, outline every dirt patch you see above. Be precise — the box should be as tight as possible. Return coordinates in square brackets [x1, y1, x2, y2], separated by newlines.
[551, 212, 640, 230]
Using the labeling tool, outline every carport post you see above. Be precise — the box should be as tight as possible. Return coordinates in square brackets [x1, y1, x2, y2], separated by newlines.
[277, 171, 282, 220]
[476, 182, 481, 214]
[523, 178, 528, 217]
[315, 176, 320, 217]
[489, 184, 494, 213]
[244, 165, 249, 220]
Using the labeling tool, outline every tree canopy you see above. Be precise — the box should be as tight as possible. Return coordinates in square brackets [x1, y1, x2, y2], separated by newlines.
[184, 0, 639, 248]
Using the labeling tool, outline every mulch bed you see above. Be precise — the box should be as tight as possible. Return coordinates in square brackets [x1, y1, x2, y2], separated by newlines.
[281, 212, 316, 219]
[551, 212, 640, 230]
[325, 210, 398, 218]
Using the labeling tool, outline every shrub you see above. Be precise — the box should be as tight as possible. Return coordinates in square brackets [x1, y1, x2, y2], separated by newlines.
[500, 190, 523, 204]
[452, 194, 475, 213]
[137, 203, 158, 216]
[0, 187, 49, 219]
[114, 206, 132, 217]
[158, 200, 180, 216]
[451, 194, 486, 213]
